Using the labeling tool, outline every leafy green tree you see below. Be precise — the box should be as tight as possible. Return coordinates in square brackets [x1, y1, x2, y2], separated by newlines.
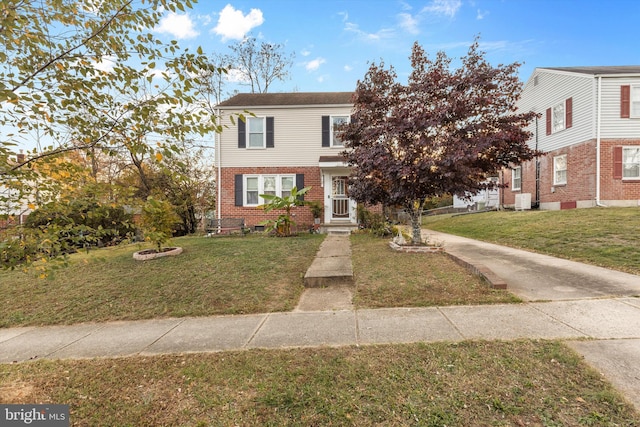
[1, 0, 219, 268]
[140, 195, 180, 252]
[260, 186, 310, 236]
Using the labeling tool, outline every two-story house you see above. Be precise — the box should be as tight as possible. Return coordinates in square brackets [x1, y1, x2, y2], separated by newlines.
[503, 66, 640, 210]
[215, 92, 358, 232]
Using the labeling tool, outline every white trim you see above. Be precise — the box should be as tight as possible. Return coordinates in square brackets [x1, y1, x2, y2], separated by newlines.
[330, 115, 349, 148]
[622, 146, 640, 179]
[247, 116, 266, 149]
[511, 166, 522, 191]
[553, 154, 568, 185]
[630, 85, 640, 118]
[243, 174, 296, 206]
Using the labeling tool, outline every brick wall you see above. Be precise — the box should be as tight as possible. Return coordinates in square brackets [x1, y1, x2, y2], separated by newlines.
[600, 139, 640, 203]
[502, 138, 640, 209]
[220, 166, 323, 229]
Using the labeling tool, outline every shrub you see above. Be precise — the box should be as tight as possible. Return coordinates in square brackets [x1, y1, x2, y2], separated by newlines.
[24, 199, 135, 252]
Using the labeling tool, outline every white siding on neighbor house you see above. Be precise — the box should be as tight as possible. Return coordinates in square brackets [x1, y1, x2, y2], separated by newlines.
[599, 76, 640, 138]
[517, 69, 595, 153]
[218, 104, 352, 168]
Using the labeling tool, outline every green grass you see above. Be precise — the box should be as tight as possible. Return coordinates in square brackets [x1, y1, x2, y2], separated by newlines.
[424, 207, 640, 275]
[2, 341, 638, 426]
[351, 233, 520, 308]
[0, 233, 513, 328]
[0, 234, 324, 327]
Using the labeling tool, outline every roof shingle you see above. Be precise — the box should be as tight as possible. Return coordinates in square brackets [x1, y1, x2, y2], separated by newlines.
[217, 92, 354, 107]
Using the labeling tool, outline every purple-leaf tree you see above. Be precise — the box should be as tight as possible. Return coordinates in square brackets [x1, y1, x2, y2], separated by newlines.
[340, 40, 539, 245]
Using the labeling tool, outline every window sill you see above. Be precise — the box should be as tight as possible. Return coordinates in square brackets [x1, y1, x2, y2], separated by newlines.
[553, 183, 567, 187]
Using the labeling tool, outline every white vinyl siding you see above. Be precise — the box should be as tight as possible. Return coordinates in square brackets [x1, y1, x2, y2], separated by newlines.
[600, 78, 640, 138]
[220, 105, 353, 168]
[517, 69, 594, 152]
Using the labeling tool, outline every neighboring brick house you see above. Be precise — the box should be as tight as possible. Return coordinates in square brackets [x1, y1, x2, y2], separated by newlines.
[502, 66, 640, 210]
[215, 92, 358, 232]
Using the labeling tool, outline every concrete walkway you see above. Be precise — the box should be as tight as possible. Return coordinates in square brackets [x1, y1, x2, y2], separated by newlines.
[1, 231, 640, 411]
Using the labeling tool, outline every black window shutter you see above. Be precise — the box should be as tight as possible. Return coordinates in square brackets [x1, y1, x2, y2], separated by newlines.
[238, 119, 246, 148]
[296, 174, 305, 201]
[266, 117, 274, 148]
[234, 174, 243, 206]
[321, 116, 330, 147]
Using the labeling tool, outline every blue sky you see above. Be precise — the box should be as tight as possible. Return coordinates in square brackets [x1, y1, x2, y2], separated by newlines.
[155, 0, 640, 94]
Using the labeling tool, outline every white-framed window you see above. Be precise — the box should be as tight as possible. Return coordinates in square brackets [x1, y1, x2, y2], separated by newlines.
[331, 115, 349, 147]
[512, 166, 522, 191]
[554, 154, 567, 185]
[631, 86, 640, 118]
[244, 174, 296, 206]
[281, 176, 294, 198]
[247, 117, 265, 148]
[623, 147, 640, 178]
[552, 102, 565, 133]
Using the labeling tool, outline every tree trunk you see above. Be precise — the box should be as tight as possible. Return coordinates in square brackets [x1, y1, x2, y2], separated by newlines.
[405, 202, 423, 245]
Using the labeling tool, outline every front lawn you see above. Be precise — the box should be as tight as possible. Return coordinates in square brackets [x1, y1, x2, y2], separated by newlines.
[0, 234, 323, 327]
[424, 207, 640, 275]
[351, 233, 519, 308]
[1, 341, 638, 426]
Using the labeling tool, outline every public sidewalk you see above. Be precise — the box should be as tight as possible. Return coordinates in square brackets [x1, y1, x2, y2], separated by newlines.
[1, 232, 640, 411]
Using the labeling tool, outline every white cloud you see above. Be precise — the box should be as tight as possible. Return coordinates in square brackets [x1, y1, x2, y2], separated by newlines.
[398, 13, 420, 34]
[213, 4, 264, 41]
[305, 58, 326, 72]
[225, 68, 250, 84]
[422, 0, 462, 18]
[301, 49, 311, 57]
[92, 55, 116, 73]
[476, 9, 488, 20]
[156, 12, 199, 39]
[344, 22, 395, 42]
[344, 65, 353, 72]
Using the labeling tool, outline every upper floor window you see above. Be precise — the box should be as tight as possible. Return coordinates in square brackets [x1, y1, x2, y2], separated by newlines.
[546, 98, 572, 135]
[332, 116, 349, 147]
[554, 154, 567, 185]
[512, 166, 522, 191]
[322, 115, 350, 148]
[552, 102, 565, 133]
[247, 117, 265, 148]
[623, 147, 640, 178]
[238, 117, 274, 149]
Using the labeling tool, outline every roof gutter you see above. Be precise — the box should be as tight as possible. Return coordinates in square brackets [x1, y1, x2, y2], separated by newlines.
[596, 76, 607, 207]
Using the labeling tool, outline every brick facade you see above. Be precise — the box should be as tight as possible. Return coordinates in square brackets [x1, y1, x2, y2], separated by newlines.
[502, 139, 640, 209]
[220, 166, 323, 230]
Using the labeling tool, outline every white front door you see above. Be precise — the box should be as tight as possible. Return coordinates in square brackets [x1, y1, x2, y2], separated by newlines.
[331, 176, 350, 219]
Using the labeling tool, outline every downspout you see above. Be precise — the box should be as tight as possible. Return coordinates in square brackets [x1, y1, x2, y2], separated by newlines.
[534, 116, 540, 209]
[595, 76, 607, 207]
[216, 108, 222, 221]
